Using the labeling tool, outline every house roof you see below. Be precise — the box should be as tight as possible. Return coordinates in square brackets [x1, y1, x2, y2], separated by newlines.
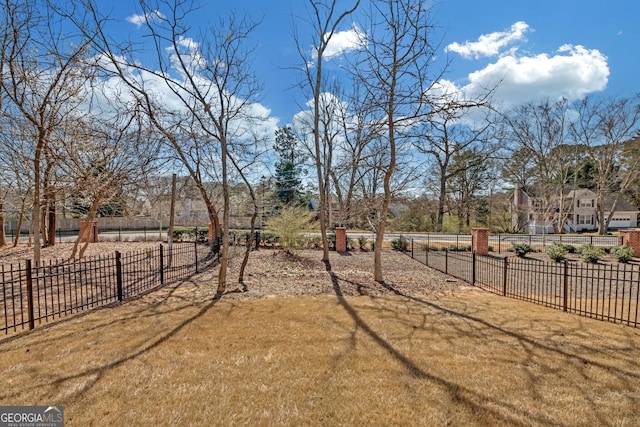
[603, 194, 639, 213]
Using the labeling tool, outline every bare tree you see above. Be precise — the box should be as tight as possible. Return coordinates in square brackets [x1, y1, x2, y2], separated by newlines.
[447, 148, 494, 230]
[1, 0, 97, 262]
[354, 0, 443, 282]
[502, 99, 570, 233]
[296, 0, 360, 264]
[0, 122, 33, 247]
[415, 109, 495, 232]
[54, 101, 159, 259]
[0, 186, 5, 247]
[325, 81, 380, 228]
[72, 0, 268, 295]
[569, 95, 640, 234]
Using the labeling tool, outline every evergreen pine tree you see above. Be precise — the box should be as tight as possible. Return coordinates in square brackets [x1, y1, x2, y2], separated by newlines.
[273, 126, 305, 206]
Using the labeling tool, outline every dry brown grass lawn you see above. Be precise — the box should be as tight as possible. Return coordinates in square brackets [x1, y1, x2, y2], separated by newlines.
[1, 248, 640, 426]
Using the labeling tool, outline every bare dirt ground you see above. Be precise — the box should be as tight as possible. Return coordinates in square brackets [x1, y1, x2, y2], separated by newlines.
[0, 241, 162, 265]
[0, 242, 463, 300]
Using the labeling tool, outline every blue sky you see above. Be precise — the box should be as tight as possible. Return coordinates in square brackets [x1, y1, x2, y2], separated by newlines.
[104, 0, 639, 127]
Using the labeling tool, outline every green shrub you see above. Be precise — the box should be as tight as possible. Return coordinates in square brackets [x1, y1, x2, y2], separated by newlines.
[171, 226, 208, 242]
[347, 237, 356, 251]
[448, 245, 471, 252]
[358, 235, 369, 251]
[327, 233, 336, 250]
[391, 236, 409, 251]
[610, 245, 635, 263]
[545, 243, 568, 262]
[260, 232, 279, 248]
[580, 244, 603, 263]
[264, 206, 317, 251]
[512, 242, 533, 257]
[305, 235, 322, 249]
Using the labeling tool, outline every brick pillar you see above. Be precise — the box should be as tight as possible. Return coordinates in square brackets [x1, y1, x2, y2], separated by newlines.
[619, 229, 640, 256]
[472, 228, 490, 255]
[79, 220, 98, 243]
[335, 227, 347, 252]
[208, 222, 222, 242]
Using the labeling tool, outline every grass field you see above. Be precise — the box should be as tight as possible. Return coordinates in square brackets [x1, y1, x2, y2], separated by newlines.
[1, 268, 639, 426]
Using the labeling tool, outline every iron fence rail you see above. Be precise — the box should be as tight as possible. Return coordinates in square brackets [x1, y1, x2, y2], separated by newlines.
[408, 237, 639, 328]
[0, 242, 220, 335]
[403, 232, 618, 253]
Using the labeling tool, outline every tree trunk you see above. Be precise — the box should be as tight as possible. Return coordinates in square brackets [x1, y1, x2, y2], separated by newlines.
[168, 174, 177, 267]
[314, 85, 330, 263]
[70, 193, 103, 260]
[227, 153, 258, 285]
[45, 191, 56, 246]
[0, 200, 5, 247]
[239, 197, 257, 285]
[32, 137, 44, 264]
[41, 208, 48, 247]
[216, 136, 230, 297]
[436, 171, 447, 232]
[13, 211, 24, 248]
[374, 115, 396, 282]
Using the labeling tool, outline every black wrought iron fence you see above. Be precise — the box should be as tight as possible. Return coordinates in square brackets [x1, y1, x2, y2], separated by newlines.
[402, 232, 618, 253]
[406, 238, 639, 328]
[0, 242, 220, 335]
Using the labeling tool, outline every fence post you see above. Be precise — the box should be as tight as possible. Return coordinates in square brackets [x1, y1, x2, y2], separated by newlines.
[159, 245, 165, 285]
[116, 251, 123, 301]
[502, 257, 508, 296]
[445, 248, 449, 275]
[411, 238, 414, 259]
[194, 240, 199, 273]
[563, 260, 568, 312]
[25, 259, 35, 330]
[498, 235, 501, 254]
[472, 251, 476, 285]
[426, 242, 429, 265]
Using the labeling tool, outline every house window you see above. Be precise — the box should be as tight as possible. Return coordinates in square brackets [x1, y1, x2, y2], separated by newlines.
[579, 199, 594, 208]
[578, 214, 593, 225]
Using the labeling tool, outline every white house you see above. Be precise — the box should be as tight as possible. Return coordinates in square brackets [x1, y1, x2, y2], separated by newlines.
[512, 184, 639, 234]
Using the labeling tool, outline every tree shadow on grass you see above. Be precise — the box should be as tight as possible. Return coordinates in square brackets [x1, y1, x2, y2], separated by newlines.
[324, 261, 633, 427]
[376, 279, 640, 380]
[0, 280, 221, 403]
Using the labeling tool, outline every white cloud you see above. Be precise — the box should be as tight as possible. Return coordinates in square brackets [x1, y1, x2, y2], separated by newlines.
[459, 44, 609, 106]
[165, 36, 207, 78]
[126, 10, 166, 28]
[445, 21, 531, 59]
[313, 23, 367, 60]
